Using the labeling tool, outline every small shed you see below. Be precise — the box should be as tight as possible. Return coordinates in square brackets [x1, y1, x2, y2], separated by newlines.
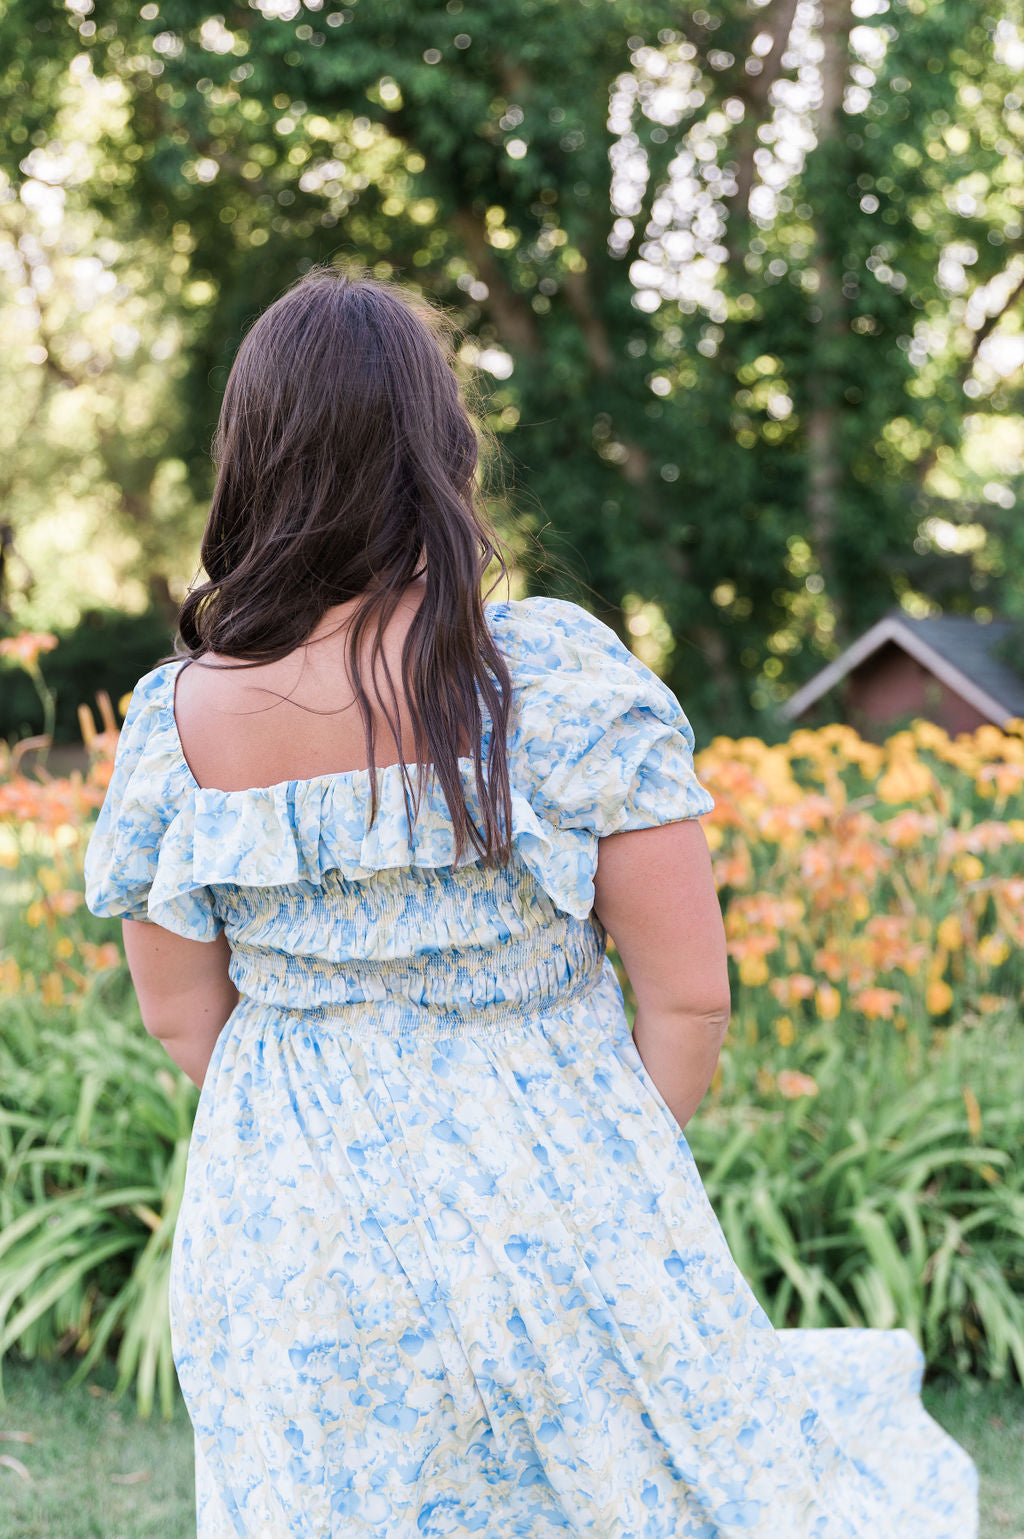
[780, 609, 1024, 739]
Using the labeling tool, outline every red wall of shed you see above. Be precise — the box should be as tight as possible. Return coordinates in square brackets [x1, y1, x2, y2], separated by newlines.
[843, 643, 988, 737]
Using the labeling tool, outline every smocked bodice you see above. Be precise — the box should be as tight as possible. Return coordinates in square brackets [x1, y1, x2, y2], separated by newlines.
[215, 856, 608, 1032]
[84, 595, 716, 1036]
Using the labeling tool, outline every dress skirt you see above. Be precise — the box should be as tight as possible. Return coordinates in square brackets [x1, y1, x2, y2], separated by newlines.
[169, 962, 978, 1539]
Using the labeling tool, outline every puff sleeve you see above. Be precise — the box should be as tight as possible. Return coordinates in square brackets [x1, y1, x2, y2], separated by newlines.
[484, 596, 715, 918]
[503, 597, 715, 835]
[83, 668, 225, 941]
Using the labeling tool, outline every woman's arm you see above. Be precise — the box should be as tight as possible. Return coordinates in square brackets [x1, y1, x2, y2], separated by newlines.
[121, 920, 240, 1091]
[593, 818, 731, 1131]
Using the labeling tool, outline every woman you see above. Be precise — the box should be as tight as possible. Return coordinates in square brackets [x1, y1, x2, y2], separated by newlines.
[84, 265, 977, 1538]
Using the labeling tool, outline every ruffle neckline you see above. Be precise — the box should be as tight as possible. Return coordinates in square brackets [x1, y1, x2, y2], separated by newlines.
[121, 602, 600, 926]
[85, 597, 715, 935]
[152, 740, 575, 917]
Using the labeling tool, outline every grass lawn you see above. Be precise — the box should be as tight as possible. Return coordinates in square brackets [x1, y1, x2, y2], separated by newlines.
[0, 1353, 195, 1539]
[0, 1351, 1020, 1537]
[921, 1376, 1024, 1539]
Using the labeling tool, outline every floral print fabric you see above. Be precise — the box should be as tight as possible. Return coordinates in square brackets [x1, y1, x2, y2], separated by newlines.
[84, 597, 978, 1538]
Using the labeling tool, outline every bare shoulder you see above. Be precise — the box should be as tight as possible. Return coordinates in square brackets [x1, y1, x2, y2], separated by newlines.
[174, 651, 300, 710]
[170, 598, 425, 790]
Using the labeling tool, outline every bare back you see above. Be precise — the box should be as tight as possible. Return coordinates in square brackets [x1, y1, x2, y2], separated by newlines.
[172, 581, 458, 793]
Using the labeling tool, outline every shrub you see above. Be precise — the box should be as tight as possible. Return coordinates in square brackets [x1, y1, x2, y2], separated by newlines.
[686, 1008, 1024, 1384]
[0, 984, 196, 1421]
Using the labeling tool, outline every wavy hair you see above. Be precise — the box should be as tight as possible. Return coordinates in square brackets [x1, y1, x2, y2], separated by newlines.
[172, 262, 516, 867]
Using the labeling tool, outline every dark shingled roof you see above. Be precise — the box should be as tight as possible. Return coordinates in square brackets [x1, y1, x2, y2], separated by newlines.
[878, 609, 1024, 718]
[780, 607, 1024, 724]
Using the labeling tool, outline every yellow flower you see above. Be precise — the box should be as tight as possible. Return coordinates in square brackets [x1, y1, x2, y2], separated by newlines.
[877, 754, 936, 805]
[788, 729, 828, 759]
[974, 724, 1011, 754]
[926, 979, 954, 1015]
[936, 915, 963, 951]
[978, 934, 1010, 968]
[739, 954, 770, 987]
[755, 1066, 776, 1097]
[911, 719, 950, 752]
[54, 935, 75, 960]
[38, 866, 62, 895]
[41, 971, 64, 1007]
[26, 900, 47, 929]
[54, 822, 79, 850]
[0, 957, 21, 995]
[815, 982, 842, 1021]
[962, 1085, 982, 1140]
[954, 854, 985, 882]
[818, 723, 861, 753]
[774, 1014, 796, 1047]
[927, 946, 949, 983]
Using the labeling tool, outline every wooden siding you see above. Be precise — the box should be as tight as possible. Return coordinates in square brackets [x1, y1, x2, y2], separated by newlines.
[842, 642, 988, 739]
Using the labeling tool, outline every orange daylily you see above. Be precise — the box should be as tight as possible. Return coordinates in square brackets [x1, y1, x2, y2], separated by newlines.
[0, 631, 58, 668]
[777, 1070, 819, 1099]
[852, 986, 903, 1021]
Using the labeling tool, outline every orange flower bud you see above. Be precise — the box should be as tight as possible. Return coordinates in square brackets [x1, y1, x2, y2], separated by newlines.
[936, 914, 963, 951]
[926, 979, 954, 1015]
[815, 982, 842, 1021]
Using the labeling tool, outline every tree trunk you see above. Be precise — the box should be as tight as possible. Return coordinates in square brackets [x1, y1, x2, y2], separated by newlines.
[147, 571, 179, 628]
[806, 0, 855, 646]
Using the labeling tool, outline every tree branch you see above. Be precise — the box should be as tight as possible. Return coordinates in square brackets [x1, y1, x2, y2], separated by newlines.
[965, 259, 1024, 375]
[909, 257, 1024, 486]
[448, 207, 543, 356]
[560, 268, 614, 375]
[720, 0, 802, 269]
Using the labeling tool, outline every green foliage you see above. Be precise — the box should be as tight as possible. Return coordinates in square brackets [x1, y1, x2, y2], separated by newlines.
[1, 1, 1023, 741]
[687, 1012, 1024, 1385]
[0, 982, 198, 1422]
[0, 608, 176, 744]
[991, 623, 1024, 680]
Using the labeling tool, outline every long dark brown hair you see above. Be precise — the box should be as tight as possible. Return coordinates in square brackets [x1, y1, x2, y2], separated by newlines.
[171, 262, 516, 867]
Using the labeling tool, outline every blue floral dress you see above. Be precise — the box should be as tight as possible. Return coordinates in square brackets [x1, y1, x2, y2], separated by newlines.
[84, 596, 977, 1539]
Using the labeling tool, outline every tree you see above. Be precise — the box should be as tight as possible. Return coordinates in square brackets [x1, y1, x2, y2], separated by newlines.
[2, 0, 1022, 739]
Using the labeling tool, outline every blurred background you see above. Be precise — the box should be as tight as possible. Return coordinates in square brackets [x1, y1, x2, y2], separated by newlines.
[1, 0, 1023, 750]
[1, 5, 1023, 1536]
